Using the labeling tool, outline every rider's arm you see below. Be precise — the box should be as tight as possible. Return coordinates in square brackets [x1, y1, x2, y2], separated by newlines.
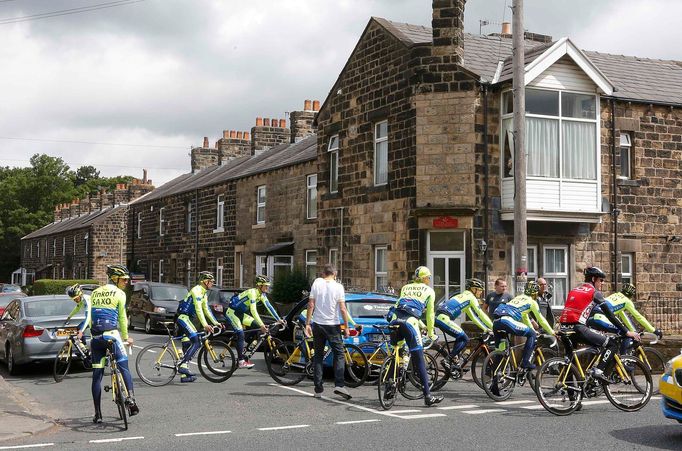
[425, 292, 435, 338]
[595, 293, 628, 335]
[193, 290, 209, 328]
[467, 297, 493, 330]
[202, 296, 220, 326]
[530, 301, 554, 335]
[79, 297, 92, 334]
[117, 292, 129, 340]
[623, 299, 654, 333]
[261, 295, 282, 322]
[66, 302, 80, 321]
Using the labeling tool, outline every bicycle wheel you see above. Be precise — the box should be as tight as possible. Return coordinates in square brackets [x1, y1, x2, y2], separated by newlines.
[53, 341, 72, 383]
[535, 357, 583, 416]
[482, 351, 515, 401]
[343, 344, 369, 388]
[114, 371, 128, 430]
[527, 347, 559, 394]
[604, 355, 652, 412]
[135, 344, 177, 387]
[430, 346, 452, 391]
[641, 347, 665, 395]
[470, 346, 490, 389]
[266, 341, 307, 386]
[197, 339, 236, 383]
[402, 353, 438, 400]
[377, 355, 397, 410]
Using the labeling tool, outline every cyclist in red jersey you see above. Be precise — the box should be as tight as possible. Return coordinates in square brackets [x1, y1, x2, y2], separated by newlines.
[559, 266, 640, 382]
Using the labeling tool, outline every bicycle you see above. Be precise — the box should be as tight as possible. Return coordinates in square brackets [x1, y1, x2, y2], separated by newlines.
[135, 322, 234, 386]
[266, 324, 369, 387]
[215, 321, 287, 375]
[430, 331, 494, 391]
[481, 332, 557, 401]
[377, 325, 439, 410]
[624, 332, 664, 395]
[535, 330, 652, 416]
[53, 329, 92, 382]
[361, 324, 399, 381]
[102, 340, 132, 430]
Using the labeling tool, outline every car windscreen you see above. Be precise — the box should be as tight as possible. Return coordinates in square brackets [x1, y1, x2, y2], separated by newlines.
[151, 286, 188, 301]
[1, 285, 21, 293]
[346, 300, 394, 318]
[24, 299, 75, 317]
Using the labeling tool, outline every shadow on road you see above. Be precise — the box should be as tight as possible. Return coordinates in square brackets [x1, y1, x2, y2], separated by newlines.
[611, 425, 682, 450]
[57, 416, 128, 434]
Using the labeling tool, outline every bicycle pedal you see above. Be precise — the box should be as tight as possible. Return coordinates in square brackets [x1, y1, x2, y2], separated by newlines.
[103, 386, 111, 392]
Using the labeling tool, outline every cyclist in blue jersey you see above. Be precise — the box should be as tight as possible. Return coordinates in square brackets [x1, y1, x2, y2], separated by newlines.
[65, 284, 92, 347]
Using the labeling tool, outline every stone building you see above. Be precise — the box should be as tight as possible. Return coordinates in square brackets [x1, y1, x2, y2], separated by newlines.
[315, 0, 682, 313]
[18, 177, 154, 284]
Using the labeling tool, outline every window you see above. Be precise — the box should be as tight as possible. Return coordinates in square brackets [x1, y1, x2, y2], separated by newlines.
[512, 245, 539, 282]
[621, 253, 634, 285]
[159, 207, 165, 236]
[256, 186, 266, 224]
[186, 201, 193, 233]
[62, 237, 66, 256]
[186, 259, 192, 287]
[375, 246, 388, 290]
[619, 133, 632, 179]
[73, 236, 76, 254]
[44, 240, 48, 259]
[272, 255, 293, 281]
[235, 252, 243, 288]
[256, 255, 268, 277]
[61, 266, 65, 279]
[305, 250, 317, 282]
[374, 121, 388, 185]
[544, 246, 568, 306]
[501, 88, 598, 181]
[84, 233, 89, 256]
[53, 239, 56, 257]
[306, 174, 317, 219]
[216, 258, 224, 286]
[158, 259, 164, 282]
[329, 248, 338, 270]
[137, 212, 142, 239]
[328, 135, 339, 193]
[215, 195, 225, 231]
[37, 240, 40, 258]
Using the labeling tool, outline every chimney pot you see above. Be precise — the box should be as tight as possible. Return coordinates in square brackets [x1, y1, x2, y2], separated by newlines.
[230, 130, 236, 138]
[304, 99, 312, 111]
[203, 136, 209, 148]
[244, 131, 250, 141]
[236, 131, 243, 139]
[279, 119, 286, 128]
[256, 117, 263, 126]
[223, 130, 229, 139]
[143, 168, 148, 183]
[271, 118, 278, 127]
[501, 22, 511, 35]
[264, 118, 270, 126]
[312, 100, 320, 111]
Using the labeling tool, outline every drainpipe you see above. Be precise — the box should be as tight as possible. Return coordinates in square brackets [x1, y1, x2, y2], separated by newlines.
[611, 98, 619, 289]
[130, 208, 135, 272]
[335, 206, 345, 282]
[194, 189, 199, 282]
[482, 83, 490, 296]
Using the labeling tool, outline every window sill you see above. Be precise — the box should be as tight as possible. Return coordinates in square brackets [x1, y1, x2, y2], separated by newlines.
[617, 179, 640, 187]
[213, 227, 225, 234]
[252, 223, 266, 229]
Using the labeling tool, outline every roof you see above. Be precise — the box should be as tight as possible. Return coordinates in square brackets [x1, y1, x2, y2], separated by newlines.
[22, 205, 125, 240]
[377, 18, 682, 105]
[132, 134, 317, 204]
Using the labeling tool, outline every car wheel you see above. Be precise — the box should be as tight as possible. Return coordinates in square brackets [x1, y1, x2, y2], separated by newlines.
[6, 343, 17, 376]
[144, 316, 152, 334]
[128, 314, 134, 331]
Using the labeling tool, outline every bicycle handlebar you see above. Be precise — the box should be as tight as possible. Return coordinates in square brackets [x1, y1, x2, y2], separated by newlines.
[639, 331, 658, 345]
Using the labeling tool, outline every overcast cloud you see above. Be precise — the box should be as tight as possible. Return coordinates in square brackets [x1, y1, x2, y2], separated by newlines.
[0, 0, 680, 186]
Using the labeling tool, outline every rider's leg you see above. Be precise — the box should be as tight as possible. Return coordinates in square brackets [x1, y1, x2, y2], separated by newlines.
[435, 314, 469, 359]
[226, 309, 246, 361]
[89, 336, 106, 422]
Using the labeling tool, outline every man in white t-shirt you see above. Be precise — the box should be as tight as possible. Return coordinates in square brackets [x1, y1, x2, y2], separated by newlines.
[305, 264, 352, 400]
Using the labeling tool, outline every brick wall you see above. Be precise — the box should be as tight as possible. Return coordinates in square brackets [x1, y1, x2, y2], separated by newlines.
[251, 118, 289, 155]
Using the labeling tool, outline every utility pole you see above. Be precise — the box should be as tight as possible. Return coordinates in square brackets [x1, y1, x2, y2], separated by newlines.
[512, 0, 528, 295]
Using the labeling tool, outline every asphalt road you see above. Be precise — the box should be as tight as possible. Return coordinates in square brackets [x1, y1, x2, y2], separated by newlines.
[0, 329, 680, 450]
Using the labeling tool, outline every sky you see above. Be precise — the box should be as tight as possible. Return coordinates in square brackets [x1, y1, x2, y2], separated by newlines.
[0, 0, 680, 186]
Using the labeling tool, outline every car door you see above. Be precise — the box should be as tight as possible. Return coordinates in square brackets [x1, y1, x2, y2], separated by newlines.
[130, 285, 146, 327]
[0, 300, 19, 360]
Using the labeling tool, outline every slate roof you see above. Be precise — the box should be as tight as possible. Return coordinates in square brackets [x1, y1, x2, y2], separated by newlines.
[376, 18, 682, 105]
[131, 134, 317, 204]
[22, 205, 125, 240]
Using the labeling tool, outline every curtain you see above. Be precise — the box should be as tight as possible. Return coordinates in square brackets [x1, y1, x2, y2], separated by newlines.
[501, 118, 514, 177]
[562, 121, 596, 179]
[527, 117, 559, 177]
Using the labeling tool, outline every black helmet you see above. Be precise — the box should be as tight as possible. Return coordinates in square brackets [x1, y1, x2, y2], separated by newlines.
[255, 274, 271, 286]
[621, 282, 636, 298]
[106, 264, 130, 281]
[584, 266, 606, 282]
[65, 284, 82, 298]
[465, 278, 485, 290]
[524, 281, 540, 297]
[198, 271, 215, 282]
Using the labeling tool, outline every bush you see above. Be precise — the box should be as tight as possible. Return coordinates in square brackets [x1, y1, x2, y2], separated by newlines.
[31, 279, 101, 296]
[270, 269, 310, 305]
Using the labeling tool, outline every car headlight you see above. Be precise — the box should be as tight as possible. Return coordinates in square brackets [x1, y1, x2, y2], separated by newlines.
[153, 307, 167, 314]
[663, 360, 673, 377]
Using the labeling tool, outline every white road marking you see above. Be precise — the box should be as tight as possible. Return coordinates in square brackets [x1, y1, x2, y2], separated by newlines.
[258, 425, 309, 431]
[495, 400, 535, 406]
[175, 430, 232, 437]
[651, 396, 661, 400]
[394, 413, 447, 419]
[461, 409, 506, 414]
[387, 409, 422, 414]
[522, 405, 549, 410]
[335, 419, 381, 425]
[579, 399, 612, 406]
[89, 436, 144, 443]
[437, 404, 479, 410]
[0, 444, 55, 450]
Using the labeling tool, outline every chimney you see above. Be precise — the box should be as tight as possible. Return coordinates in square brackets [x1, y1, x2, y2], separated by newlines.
[129, 175, 154, 201]
[304, 99, 312, 111]
[278, 119, 286, 128]
[263, 118, 270, 127]
[216, 128, 251, 162]
[60, 203, 71, 220]
[143, 168, 148, 184]
[312, 100, 320, 111]
[202, 136, 209, 148]
[69, 199, 80, 218]
[431, 0, 466, 64]
[236, 131, 243, 139]
[501, 21, 511, 35]
[230, 130, 236, 138]
[290, 99, 317, 143]
[191, 143, 220, 173]
[251, 115, 290, 155]
[113, 184, 130, 206]
[256, 117, 263, 126]
[53, 205, 60, 223]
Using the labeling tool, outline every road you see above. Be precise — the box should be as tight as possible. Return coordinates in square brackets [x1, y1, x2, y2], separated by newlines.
[0, 329, 680, 450]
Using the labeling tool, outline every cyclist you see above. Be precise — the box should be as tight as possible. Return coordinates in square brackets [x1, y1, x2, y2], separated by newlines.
[436, 278, 492, 370]
[227, 275, 283, 369]
[558, 267, 640, 382]
[492, 281, 555, 370]
[65, 284, 92, 347]
[388, 266, 443, 407]
[88, 264, 138, 423]
[175, 271, 221, 382]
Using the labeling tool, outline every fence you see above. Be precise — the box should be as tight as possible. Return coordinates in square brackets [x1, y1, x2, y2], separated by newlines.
[638, 297, 682, 335]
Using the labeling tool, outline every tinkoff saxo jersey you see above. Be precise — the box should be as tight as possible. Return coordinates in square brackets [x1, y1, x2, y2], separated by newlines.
[88, 284, 128, 340]
[438, 290, 493, 332]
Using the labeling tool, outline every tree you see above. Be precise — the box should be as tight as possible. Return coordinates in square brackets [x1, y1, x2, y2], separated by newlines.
[74, 165, 100, 186]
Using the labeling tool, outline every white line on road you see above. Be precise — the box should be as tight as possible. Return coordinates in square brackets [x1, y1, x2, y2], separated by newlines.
[258, 425, 309, 431]
[387, 409, 422, 414]
[437, 404, 479, 410]
[461, 409, 507, 414]
[579, 399, 612, 406]
[335, 419, 381, 425]
[394, 413, 448, 419]
[89, 436, 144, 444]
[521, 405, 548, 410]
[175, 430, 232, 437]
[0, 444, 55, 450]
[495, 400, 535, 406]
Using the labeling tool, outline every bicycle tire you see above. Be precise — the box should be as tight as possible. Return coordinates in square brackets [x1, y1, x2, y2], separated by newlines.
[135, 343, 177, 387]
[197, 339, 236, 383]
[641, 347, 665, 395]
[535, 357, 583, 416]
[470, 346, 489, 389]
[344, 344, 369, 388]
[402, 353, 438, 400]
[114, 371, 128, 430]
[482, 351, 515, 401]
[365, 346, 388, 381]
[430, 346, 452, 392]
[377, 355, 397, 410]
[53, 341, 72, 383]
[603, 355, 652, 412]
[527, 347, 559, 394]
[266, 341, 307, 386]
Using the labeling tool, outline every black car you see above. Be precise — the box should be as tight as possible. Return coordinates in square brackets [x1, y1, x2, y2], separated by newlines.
[207, 287, 244, 323]
[127, 282, 188, 333]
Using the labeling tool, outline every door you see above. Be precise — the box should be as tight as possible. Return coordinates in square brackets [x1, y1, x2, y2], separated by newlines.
[427, 231, 466, 305]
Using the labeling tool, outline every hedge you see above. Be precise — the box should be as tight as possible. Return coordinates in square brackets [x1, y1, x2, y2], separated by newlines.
[270, 269, 310, 305]
[31, 279, 101, 296]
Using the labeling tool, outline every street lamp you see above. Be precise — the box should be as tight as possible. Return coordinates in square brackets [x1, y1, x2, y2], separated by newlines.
[478, 239, 488, 255]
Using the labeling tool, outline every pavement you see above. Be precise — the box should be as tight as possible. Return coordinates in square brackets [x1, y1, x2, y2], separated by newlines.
[0, 373, 58, 442]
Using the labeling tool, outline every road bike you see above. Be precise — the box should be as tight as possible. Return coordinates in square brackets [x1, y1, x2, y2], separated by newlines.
[102, 340, 132, 430]
[535, 331, 652, 416]
[430, 331, 493, 391]
[624, 332, 664, 395]
[53, 329, 92, 382]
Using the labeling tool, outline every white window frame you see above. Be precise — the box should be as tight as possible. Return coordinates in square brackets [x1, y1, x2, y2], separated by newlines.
[270, 255, 293, 280]
[306, 174, 317, 219]
[215, 195, 225, 232]
[543, 245, 569, 306]
[374, 120, 388, 186]
[61, 266, 65, 279]
[84, 233, 89, 256]
[73, 236, 76, 254]
[137, 212, 142, 239]
[305, 250, 317, 281]
[44, 240, 48, 259]
[158, 259, 164, 283]
[256, 255, 268, 277]
[619, 133, 632, 179]
[374, 246, 388, 291]
[62, 237, 66, 256]
[235, 252, 243, 288]
[256, 186, 266, 224]
[186, 259, 192, 287]
[216, 257, 224, 287]
[36, 240, 40, 258]
[53, 239, 57, 257]
[186, 201, 192, 233]
[159, 207, 165, 237]
[328, 135, 339, 194]
[621, 253, 634, 285]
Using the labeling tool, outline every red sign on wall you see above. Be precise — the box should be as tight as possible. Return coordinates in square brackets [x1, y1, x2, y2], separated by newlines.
[433, 216, 459, 229]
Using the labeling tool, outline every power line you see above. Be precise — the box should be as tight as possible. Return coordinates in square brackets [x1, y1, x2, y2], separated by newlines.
[0, 157, 186, 171]
[0, 136, 187, 149]
[0, 0, 146, 25]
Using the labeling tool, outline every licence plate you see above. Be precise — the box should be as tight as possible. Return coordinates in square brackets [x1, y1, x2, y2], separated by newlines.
[56, 328, 77, 337]
[367, 333, 384, 343]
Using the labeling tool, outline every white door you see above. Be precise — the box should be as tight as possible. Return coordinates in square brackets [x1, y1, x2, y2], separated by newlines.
[427, 231, 466, 305]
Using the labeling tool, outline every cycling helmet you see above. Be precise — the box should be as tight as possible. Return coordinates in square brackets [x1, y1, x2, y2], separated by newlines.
[255, 274, 271, 286]
[106, 264, 130, 280]
[65, 284, 82, 299]
[584, 266, 606, 282]
[465, 278, 485, 290]
[524, 281, 540, 297]
[621, 282, 636, 298]
[198, 271, 215, 282]
[414, 266, 432, 279]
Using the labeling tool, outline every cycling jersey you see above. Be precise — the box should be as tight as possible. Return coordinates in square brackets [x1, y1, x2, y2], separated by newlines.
[559, 283, 629, 335]
[177, 285, 219, 328]
[437, 290, 493, 332]
[228, 288, 280, 328]
[493, 294, 554, 335]
[391, 281, 436, 342]
[591, 292, 655, 333]
[88, 284, 128, 339]
[67, 294, 92, 334]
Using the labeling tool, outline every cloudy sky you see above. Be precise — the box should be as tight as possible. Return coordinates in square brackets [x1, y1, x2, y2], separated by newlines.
[0, 0, 680, 186]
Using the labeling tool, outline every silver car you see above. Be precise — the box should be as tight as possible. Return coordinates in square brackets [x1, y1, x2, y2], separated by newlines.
[0, 295, 85, 375]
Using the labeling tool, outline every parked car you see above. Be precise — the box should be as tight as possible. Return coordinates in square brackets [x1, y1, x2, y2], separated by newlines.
[0, 295, 86, 374]
[661, 353, 682, 423]
[207, 287, 244, 322]
[0, 284, 22, 294]
[0, 293, 27, 317]
[127, 282, 188, 333]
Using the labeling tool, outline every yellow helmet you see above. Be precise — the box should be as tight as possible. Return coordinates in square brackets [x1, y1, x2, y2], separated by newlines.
[414, 266, 432, 279]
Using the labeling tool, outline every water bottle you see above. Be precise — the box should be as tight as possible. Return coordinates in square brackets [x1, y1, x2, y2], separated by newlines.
[249, 339, 258, 352]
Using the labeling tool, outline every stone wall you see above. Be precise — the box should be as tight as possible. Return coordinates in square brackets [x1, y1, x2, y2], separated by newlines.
[91, 207, 127, 282]
[251, 118, 289, 155]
